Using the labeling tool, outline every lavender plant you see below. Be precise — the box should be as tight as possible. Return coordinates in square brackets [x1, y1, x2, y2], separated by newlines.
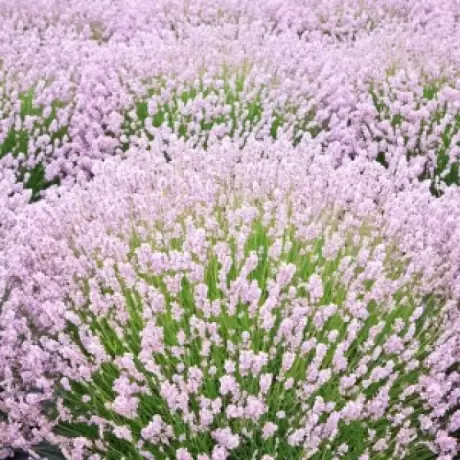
[367, 74, 460, 192]
[1, 140, 459, 458]
[1, 1, 460, 459]
[1, 0, 460, 197]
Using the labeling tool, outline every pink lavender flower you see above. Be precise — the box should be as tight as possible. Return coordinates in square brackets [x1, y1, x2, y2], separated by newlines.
[1, 1, 460, 459]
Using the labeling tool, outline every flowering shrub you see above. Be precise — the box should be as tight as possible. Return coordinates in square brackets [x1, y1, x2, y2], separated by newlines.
[1, 140, 459, 458]
[1, 0, 460, 197]
[368, 76, 460, 192]
[1, 1, 460, 459]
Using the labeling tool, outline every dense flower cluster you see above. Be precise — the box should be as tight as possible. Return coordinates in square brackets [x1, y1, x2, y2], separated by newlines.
[1, 0, 460, 196]
[1, 1, 460, 459]
[1, 139, 460, 458]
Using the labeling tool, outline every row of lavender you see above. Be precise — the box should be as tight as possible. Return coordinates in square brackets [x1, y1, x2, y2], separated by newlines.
[1, 1, 460, 459]
[1, 0, 460, 195]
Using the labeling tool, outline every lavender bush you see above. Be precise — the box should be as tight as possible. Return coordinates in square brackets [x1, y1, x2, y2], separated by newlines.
[1, 139, 460, 458]
[0, 1, 460, 459]
[1, 0, 460, 196]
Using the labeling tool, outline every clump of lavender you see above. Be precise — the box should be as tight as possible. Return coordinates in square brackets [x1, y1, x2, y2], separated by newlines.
[364, 72, 460, 192]
[1, 1, 460, 458]
[1, 139, 459, 458]
[2, 0, 460, 197]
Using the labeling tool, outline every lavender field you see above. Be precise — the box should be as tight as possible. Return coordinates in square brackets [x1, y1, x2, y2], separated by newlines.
[0, 1, 460, 459]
